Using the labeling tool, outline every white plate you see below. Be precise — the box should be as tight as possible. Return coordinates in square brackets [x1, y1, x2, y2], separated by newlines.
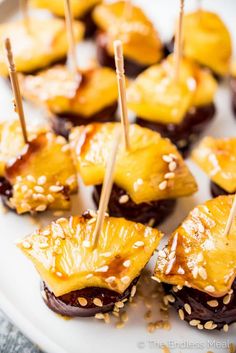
[0, 1, 236, 353]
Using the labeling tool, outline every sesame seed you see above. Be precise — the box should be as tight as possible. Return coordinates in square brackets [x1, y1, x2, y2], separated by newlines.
[55, 271, 63, 277]
[162, 155, 173, 163]
[78, 297, 88, 306]
[61, 144, 70, 152]
[22, 241, 31, 249]
[26, 175, 36, 183]
[93, 298, 103, 307]
[115, 301, 124, 309]
[49, 185, 64, 193]
[133, 241, 144, 248]
[223, 324, 229, 332]
[95, 265, 109, 273]
[205, 285, 215, 293]
[42, 229, 50, 236]
[178, 309, 184, 320]
[82, 240, 91, 248]
[95, 313, 105, 320]
[198, 267, 207, 280]
[123, 260, 131, 268]
[121, 276, 130, 284]
[192, 267, 198, 279]
[86, 274, 93, 279]
[164, 172, 175, 179]
[184, 303, 192, 315]
[223, 294, 231, 305]
[189, 319, 200, 326]
[105, 276, 116, 284]
[159, 180, 168, 191]
[197, 324, 203, 330]
[102, 252, 112, 258]
[147, 218, 155, 227]
[131, 285, 136, 298]
[87, 218, 96, 225]
[37, 176, 47, 185]
[204, 321, 215, 330]
[47, 194, 55, 203]
[119, 194, 129, 204]
[39, 243, 48, 249]
[207, 300, 218, 308]
[34, 185, 45, 193]
[169, 161, 177, 172]
[21, 185, 28, 193]
[35, 204, 47, 212]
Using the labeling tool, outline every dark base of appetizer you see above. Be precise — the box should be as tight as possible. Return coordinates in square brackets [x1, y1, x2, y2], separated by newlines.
[92, 184, 176, 226]
[51, 102, 118, 139]
[210, 181, 233, 198]
[136, 103, 216, 158]
[41, 278, 138, 317]
[80, 8, 97, 38]
[164, 279, 236, 331]
[230, 77, 236, 117]
[95, 31, 148, 78]
[0, 176, 12, 208]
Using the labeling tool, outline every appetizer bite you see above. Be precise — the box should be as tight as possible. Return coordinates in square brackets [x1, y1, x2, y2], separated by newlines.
[192, 136, 236, 197]
[31, 0, 101, 37]
[167, 10, 232, 78]
[92, 1, 163, 77]
[230, 60, 236, 117]
[0, 120, 77, 214]
[0, 18, 84, 76]
[69, 122, 197, 226]
[18, 212, 162, 317]
[153, 195, 236, 331]
[127, 56, 217, 156]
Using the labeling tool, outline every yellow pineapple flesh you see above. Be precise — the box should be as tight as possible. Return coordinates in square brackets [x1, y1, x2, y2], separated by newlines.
[20, 66, 118, 117]
[183, 10, 232, 76]
[92, 1, 163, 66]
[0, 121, 77, 213]
[127, 55, 217, 124]
[192, 137, 236, 193]
[0, 18, 84, 77]
[31, 0, 101, 18]
[69, 123, 197, 204]
[153, 195, 236, 297]
[18, 213, 163, 296]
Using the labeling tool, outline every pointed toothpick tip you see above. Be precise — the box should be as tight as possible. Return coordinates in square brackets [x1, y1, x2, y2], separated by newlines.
[174, 0, 185, 82]
[64, 0, 78, 76]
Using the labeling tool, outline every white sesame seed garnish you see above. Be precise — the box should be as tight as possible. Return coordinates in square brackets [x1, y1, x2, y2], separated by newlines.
[37, 176, 47, 185]
[78, 297, 88, 306]
[123, 260, 131, 268]
[162, 155, 173, 163]
[223, 294, 231, 305]
[192, 267, 198, 279]
[49, 185, 64, 193]
[121, 276, 130, 284]
[115, 301, 124, 309]
[207, 300, 219, 308]
[95, 313, 105, 320]
[198, 267, 207, 280]
[164, 172, 175, 179]
[169, 161, 177, 172]
[55, 271, 63, 277]
[102, 252, 112, 258]
[26, 175, 35, 183]
[42, 229, 50, 236]
[86, 274, 93, 279]
[184, 303, 192, 315]
[223, 324, 229, 332]
[178, 309, 184, 321]
[133, 241, 144, 248]
[105, 276, 116, 284]
[93, 298, 103, 307]
[95, 265, 109, 273]
[197, 324, 203, 330]
[47, 194, 55, 203]
[204, 285, 215, 293]
[87, 217, 96, 225]
[131, 285, 136, 298]
[204, 321, 217, 330]
[35, 204, 47, 212]
[159, 180, 168, 191]
[82, 240, 91, 248]
[21, 185, 28, 193]
[22, 241, 31, 249]
[189, 319, 200, 326]
[61, 144, 70, 152]
[118, 194, 129, 204]
[34, 185, 45, 193]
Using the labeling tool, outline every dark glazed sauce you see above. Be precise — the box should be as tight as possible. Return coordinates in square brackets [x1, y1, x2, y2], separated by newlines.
[210, 181, 233, 198]
[93, 184, 176, 226]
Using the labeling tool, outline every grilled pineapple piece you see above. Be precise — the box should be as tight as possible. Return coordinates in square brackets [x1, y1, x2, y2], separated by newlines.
[153, 195, 236, 297]
[127, 55, 217, 124]
[31, 0, 101, 18]
[20, 66, 118, 117]
[0, 18, 84, 77]
[192, 137, 236, 193]
[69, 123, 197, 204]
[18, 213, 163, 296]
[0, 121, 77, 213]
[93, 1, 163, 66]
[183, 11, 232, 76]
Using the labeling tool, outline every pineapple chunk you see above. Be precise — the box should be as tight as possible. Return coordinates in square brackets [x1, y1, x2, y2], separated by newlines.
[0, 121, 77, 213]
[192, 137, 236, 193]
[0, 18, 84, 77]
[20, 66, 118, 117]
[92, 1, 163, 65]
[31, 0, 101, 18]
[69, 123, 197, 204]
[153, 195, 236, 297]
[18, 213, 163, 296]
[183, 11, 232, 76]
[127, 55, 217, 124]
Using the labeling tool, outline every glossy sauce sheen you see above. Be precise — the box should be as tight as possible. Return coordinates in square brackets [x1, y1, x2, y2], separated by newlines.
[210, 181, 232, 198]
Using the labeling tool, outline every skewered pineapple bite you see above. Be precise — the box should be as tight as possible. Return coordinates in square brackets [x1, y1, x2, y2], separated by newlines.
[18, 211, 163, 317]
[0, 120, 77, 214]
[166, 10, 232, 78]
[69, 123, 197, 226]
[153, 195, 236, 331]
[192, 137, 236, 197]
[20, 66, 118, 138]
[0, 18, 84, 77]
[92, 1, 163, 77]
[31, 0, 101, 37]
[127, 55, 217, 156]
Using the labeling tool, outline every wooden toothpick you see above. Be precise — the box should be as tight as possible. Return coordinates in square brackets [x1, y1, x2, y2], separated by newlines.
[4, 38, 28, 144]
[20, 0, 30, 31]
[113, 40, 130, 150]
[174, 0, 185, 82]
[92, 126, 121, 247]
[64, 0, 78, 76]
[223, 194, 236, 237]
